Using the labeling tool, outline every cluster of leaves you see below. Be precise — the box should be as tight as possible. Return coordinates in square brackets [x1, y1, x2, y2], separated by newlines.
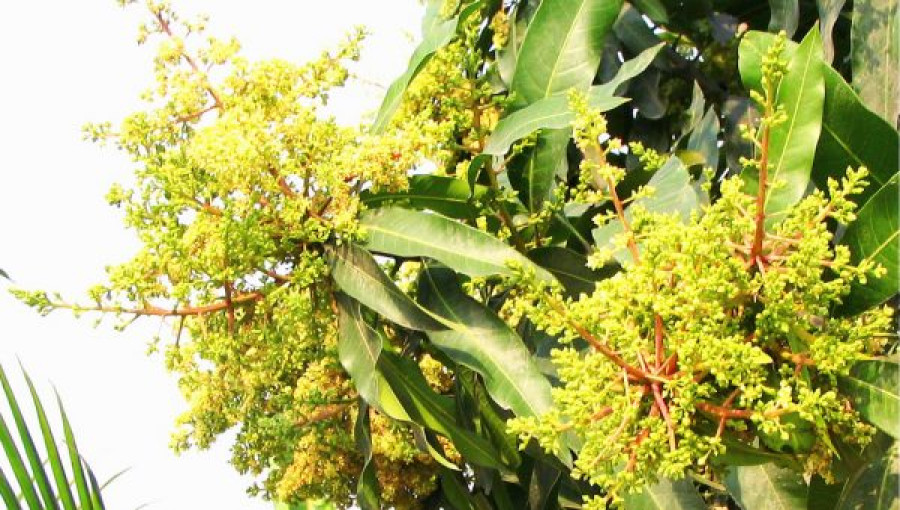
[13, 0, 899, 509]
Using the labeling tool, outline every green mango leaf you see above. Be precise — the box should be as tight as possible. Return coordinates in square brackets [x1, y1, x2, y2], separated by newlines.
[417, 266, 554, 417]
[835, 443, 899, 510]
[507, 0, 624, 211]
[509, 0, 622, 106]
[527, 246, 611, 296]
[768, 0, 799, 37]
[335, 294, 409, 420]
[359, 207, 553, 281]
[378, 351, 502, 468]
[361, 175, 490, 220]
[838, 359, 900, 439]
[851, 0, 900, 125]
[354, 400, 381, 510]
[329, 243, 445, 331]
[818, 0, 847, 63]
[370, 1, 483, 134]
[624, 477, 707, 509]
[839, 174, 899, 314]
[439, 467, 478, 510]
[814, 65, 899, 206]
[484, 43, 663, 157]
[483, 94, 628, 156]
[592, 157, 703, 264]
[739, 31, 898, 205]
[725, 463, 809, 510]
[740, 27, 825, 223]
[509, 129, 571, 212]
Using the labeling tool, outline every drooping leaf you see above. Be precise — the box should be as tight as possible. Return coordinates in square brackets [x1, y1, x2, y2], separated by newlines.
[361, 175, 490, 220]
[0, 470, 19, 510]
[359, 207, 553, 281]
[370, 1, 483, 133]
[835, 443, 899, 510]
[527, 246, 611, 296]
[335, 294, 409, 420]
[838, 174, 900, 314]
[768, 0, 799, 37]
[740, 27, 826, 223]
[417, 266, 554, 417]
[593, 157, 703, 263]
[851, 0, 900, 125]
[838, 359, 900, 439]
[624, 477, 707, 509]
[378, 351, 502, 468]
[813, 65, 899, 206]
[725, 463, 809, 510]
[329, 243, 445, 331]
[354, 400, 381, 510]
[818, 0, 847, 63]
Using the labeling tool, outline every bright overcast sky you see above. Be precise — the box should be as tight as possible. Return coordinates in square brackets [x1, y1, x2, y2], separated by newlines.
[0, 2, 421, 508]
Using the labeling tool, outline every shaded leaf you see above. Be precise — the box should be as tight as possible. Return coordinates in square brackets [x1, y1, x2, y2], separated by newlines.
[835, 443, 899, 510]
[527, 246, 611, 296]
[335, 294, 409, 419]
[378, 351, 502, 468]
[769, 0, 799, 37]
[624, 477, 707, 509]
[632, 0, 669, 24]
[839, 174, 900, 314]
[686, 107, 720, 169]
[851, 0, 900, 125]
[808, 475, 843, 510]
[417, 266, 554, 417]
[838, 359, 900, 439]
[359, 207, 553, 281]
[354, 400, 380, 510]
[818, 0, 847, 63]
[725, 463, 809, 510]
[329, 243, 445, 331]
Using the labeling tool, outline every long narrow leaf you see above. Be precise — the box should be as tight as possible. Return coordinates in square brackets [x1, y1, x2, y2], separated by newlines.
[0, 364, 57, 509]
[56, 392, 93, 510]
[22, 371, 76, 509]
[0, 468, 22, 510]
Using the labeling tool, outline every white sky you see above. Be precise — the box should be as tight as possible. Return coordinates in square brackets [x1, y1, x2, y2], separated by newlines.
[0, 2, 422, 508]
